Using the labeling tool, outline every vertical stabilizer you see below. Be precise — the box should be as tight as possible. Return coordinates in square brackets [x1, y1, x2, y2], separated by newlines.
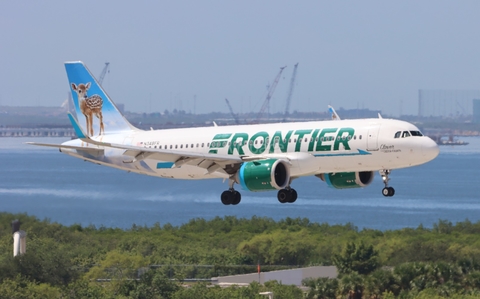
[65, 61, 137, 136]
[328, 105, 341, 120]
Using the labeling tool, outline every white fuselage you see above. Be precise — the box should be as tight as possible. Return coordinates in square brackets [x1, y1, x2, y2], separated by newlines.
[60, 118, 439, 182]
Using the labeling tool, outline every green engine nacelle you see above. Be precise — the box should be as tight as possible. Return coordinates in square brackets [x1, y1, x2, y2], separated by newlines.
[317, 171, 374, 189]
[237, 159, 290, 191]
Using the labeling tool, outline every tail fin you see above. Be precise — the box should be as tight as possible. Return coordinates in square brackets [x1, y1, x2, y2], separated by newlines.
[65, 61, 138, 136]
[328, 105, 341, 120]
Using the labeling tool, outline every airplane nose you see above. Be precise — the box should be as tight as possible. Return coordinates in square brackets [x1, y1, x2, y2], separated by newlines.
[422, 137, 440, 161]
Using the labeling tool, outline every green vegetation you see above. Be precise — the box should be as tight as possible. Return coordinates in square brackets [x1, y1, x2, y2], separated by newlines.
[1, 213, 480, 298]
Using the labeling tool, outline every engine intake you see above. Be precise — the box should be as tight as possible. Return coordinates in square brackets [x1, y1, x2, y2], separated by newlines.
[317, 171, 374, 189]
[237, 159, 290, 192]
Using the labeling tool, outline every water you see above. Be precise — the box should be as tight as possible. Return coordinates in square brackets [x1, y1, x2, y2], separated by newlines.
[1, 137, 479, 230]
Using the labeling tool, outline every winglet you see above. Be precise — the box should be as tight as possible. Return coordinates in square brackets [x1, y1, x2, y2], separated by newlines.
[328, 105, 341, 120]
[68, 112, 87, 139]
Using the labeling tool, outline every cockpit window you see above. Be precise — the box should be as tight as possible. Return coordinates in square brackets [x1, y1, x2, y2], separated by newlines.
[395, 130, 423, 138]
[410, 131, 423, 136]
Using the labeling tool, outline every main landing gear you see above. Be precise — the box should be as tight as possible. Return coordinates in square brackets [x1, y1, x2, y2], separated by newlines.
[221, 180, 241, 205]
[380, 169, 395, 197]
[221, 189, 241, 205]
[220, 180, 298, 205]
[277, 188, 298, 203]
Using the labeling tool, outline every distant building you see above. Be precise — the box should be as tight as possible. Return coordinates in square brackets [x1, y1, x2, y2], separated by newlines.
[418, 90, 480, 118]
[474, 99, 480, 123]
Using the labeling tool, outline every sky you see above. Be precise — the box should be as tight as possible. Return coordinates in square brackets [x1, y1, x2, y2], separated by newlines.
[1, 1, 480, 116]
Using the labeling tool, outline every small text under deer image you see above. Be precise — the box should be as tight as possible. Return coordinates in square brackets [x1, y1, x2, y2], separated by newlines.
[71, 82, 105, 136]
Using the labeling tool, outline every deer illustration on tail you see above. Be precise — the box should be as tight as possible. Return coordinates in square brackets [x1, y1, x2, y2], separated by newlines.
[71, 82, 104, 136]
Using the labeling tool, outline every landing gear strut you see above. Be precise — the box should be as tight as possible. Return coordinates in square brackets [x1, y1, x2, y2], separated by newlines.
[277, 187, 298, 203]
[380, 169, 395, 197]
[221, 179, 241, 205]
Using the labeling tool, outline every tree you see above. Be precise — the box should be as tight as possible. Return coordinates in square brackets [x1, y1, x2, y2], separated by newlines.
[338, 272, 364, 299]
[333, 242, 379, 275]
[303, 277, 339, 299]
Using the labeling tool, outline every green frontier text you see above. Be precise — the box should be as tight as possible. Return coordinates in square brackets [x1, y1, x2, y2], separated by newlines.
[209, 127, 355, 155]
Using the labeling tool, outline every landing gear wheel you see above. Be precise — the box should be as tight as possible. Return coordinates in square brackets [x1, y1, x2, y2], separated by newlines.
[221, 190, 241, 205]
[232, 191, 241, 205]
[382, 187, 390, 197]
[277, 189, 289, 203]
[221, 191, 233, 205]
[387, 187, 395, 197]
[382, 187, 395, 197]
[288, 189, 298, 203]
[277, 188, 298, 203]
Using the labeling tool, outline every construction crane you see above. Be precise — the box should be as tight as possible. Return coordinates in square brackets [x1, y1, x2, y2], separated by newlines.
[98, 62, 110, 86]
[283, 63, 299, 122]
[256, 66, 287, 122]
[225, 98, 240, 124]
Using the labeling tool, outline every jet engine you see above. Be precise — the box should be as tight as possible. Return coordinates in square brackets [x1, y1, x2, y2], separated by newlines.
[236, 159, 290, 192]
[317, 171, 374, 189]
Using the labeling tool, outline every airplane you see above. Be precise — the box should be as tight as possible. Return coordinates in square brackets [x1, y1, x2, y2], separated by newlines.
[29, 61, 440, 205]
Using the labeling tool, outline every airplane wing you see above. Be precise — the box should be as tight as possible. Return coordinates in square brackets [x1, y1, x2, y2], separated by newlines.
[26, 142, 104, 154]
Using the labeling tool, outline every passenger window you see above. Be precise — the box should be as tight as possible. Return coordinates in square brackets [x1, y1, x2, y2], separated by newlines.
[175, 145, 178, 149]
[359, 135, 362, 140]
[170, 145, 172, 149]
[394, 131, 401, 138]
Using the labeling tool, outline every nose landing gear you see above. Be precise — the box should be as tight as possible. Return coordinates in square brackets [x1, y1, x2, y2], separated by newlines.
[380, 169, 395, 197]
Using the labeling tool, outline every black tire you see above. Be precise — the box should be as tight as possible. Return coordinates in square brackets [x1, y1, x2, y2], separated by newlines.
[288, 189, 298, 203]
[221, 191, 233, 205]
[388, 187, 395, 197]
[277, 189, 289, 203]
[232, 191, 241, 205]
[382, 187, 390, 197]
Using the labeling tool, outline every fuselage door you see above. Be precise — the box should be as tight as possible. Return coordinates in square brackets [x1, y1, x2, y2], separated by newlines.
[366, 125, 381, 151]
